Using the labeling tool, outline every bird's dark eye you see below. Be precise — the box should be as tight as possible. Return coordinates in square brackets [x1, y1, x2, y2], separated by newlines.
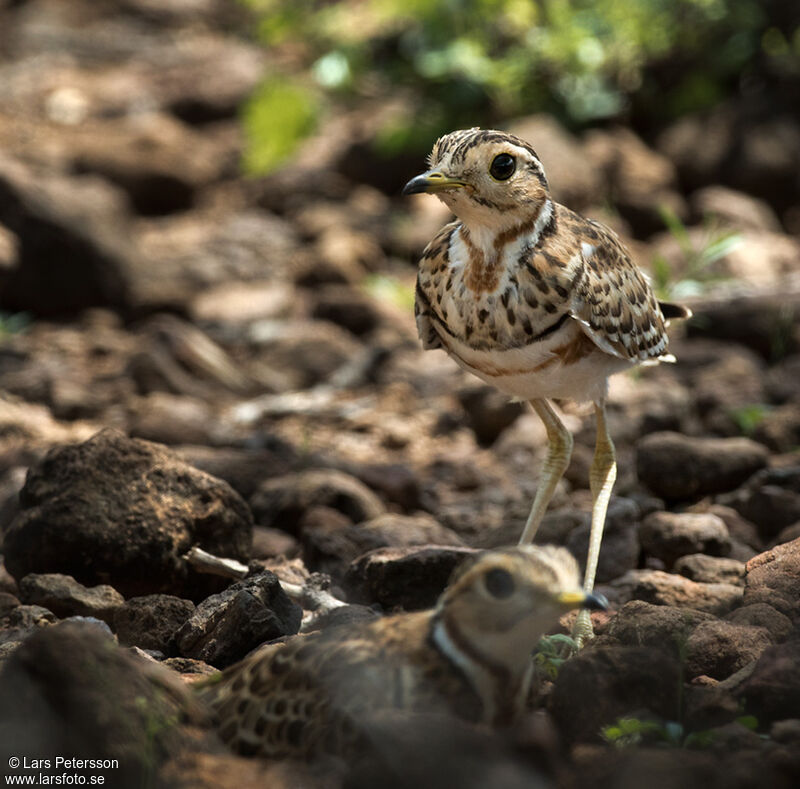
[484, 568, 515, 599]
[489, 153, 516, 181]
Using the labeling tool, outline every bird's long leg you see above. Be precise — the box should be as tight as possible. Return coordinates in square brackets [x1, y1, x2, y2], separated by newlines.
[573, 399, 616, 647]
[519, 399, 573, 545]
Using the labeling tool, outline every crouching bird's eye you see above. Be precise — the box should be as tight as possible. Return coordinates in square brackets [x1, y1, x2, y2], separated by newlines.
[489, 153, 516, 180]
[484, 567, 515, 598]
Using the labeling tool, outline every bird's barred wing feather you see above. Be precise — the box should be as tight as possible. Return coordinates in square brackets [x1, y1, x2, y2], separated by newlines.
[569, 223, 672, 362]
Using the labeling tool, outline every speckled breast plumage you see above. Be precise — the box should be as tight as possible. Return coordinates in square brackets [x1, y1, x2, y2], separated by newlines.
[415, 200, 672, 401]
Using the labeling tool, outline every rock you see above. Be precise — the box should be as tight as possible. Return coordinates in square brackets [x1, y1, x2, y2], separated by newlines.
[608, 570, 743, 615]
[0, 155, 134, 315]
[603, 600, 714, 657]
[726, 467, 800, 539]
[565, 499, 641, 583]
[739, 641, 800, 726]
[456, 385, 525, 447]
[674, 554, 746, 585]
[636, 432, 768, 500]
[508, 115, 603, 209]
[724, 604, 793, 643]
[248, 320, 365, 391]
[113, 595, 196, 653]
[175, 571, 301, 668]
[752, 404, 800, 453]
[0, 592, 20, 617]
[3, 429, 253, 600]
[690, 186, 782, 233]
[1, 604, 57, 647]
[743, 537, 800, 618]
[639, 512, 731, 567]
[70, 113, 226, 216]
[583, 126, 685, 235]
[176, 442, 298, 500]
[18, 573, 124, 623]
[0, 622, 200, 788]
[550, 646, 681, 743]
[161, 657, 218, 678]
[350, 463, 423, 512]
[127, 392, 215, 446]
[250, 468, 385, 536]
[310, 284, 383, 336]
[691, 349, 767, 430]
[686, 620, 773, 680]
[344, 546, 477, 610]
[302, 510, 463, 579]
[251, 526, 300, 560]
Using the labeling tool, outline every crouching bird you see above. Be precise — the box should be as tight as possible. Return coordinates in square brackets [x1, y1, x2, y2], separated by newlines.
[403, 128, 690, 645]
[198, 546, 605, 758]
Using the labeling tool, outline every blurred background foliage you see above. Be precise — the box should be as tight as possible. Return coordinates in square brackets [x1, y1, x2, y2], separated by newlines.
[241, 0, 800, 173]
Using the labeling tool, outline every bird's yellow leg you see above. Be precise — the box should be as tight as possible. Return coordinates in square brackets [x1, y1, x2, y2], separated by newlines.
[519, 399, 573, 545]
[573, 400, 616, 648]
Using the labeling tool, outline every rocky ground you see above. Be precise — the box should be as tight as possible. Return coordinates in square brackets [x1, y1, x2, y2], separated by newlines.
[1, 1, 800, 788]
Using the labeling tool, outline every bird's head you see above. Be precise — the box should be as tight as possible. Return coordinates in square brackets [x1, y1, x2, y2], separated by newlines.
[403, 128, 550, 229]
[435, 545, 606, 676]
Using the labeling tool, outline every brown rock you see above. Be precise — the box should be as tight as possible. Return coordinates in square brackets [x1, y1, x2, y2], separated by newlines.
[604, 600, 714, 657]
[18, 573, 123, 623]
[251, 526, 300, 560]
[310, 284, 383, 336]
[565, 498, 641, 583]
[743, 537, 800, 617]
[636, 432, 768, 500]
[250, 468, 385, 536]
[608, 570, 742, 615]
[674, 554, 746, 585]
[112, 594, 195, 653]
[640, 512, 731, 566]
[127, 393, 215, 446]
[691, 185, 782, 233]
[302, 511, 463, 579]
[686, 619, 773, 680]
[457, 385, 525, 447]
[0, 154, 134, 315]
[344, 545, 476, 610]
[726, 467, 800, 539]
[583, 126, 685, 235]
[3, 429, 253, 600]
[724, 604, 793, 642]
[739, 641, 800, 725]
[550, 646, 681, 743]
[752, 404, 800, 453]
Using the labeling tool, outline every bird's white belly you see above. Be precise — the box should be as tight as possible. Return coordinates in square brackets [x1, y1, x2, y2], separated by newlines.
[442, 321, 633, 402]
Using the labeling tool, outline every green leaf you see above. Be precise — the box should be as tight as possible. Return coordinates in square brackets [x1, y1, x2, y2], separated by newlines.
[241, 78, 319, 175]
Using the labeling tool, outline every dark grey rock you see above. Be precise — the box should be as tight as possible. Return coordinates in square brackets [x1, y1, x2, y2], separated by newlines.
[113, 595, 196, 653]
[550, 646, 682, 743]
[18, 573, 124, 623]
[344, 545, 476, 610]
[175, 571, 301, 668]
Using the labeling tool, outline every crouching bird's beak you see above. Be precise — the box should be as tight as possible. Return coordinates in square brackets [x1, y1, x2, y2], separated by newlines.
[557, 591, 609, 610]
[402, 170, 468, 195]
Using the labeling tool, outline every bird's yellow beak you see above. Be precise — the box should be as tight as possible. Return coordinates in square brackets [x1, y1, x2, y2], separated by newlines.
[402, 170, 468, 195]
[556, 591, 608, 610]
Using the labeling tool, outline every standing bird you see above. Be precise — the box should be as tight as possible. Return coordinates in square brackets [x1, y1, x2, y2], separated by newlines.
[199, 546, 605, 758]
[403, 128, 690, 645]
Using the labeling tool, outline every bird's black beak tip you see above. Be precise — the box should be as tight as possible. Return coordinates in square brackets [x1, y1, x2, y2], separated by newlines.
[583, 592, 609, 611]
